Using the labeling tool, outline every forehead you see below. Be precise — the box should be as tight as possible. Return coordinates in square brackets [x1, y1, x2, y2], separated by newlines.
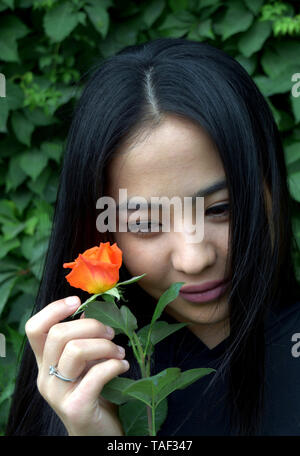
[106, 116, 224, 196]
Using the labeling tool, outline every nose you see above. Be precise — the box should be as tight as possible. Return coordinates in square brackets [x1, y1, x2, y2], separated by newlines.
[170, 230, 216, 275]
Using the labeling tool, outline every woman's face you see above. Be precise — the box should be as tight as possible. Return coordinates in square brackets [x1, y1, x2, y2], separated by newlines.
[106, 115, 231, 346]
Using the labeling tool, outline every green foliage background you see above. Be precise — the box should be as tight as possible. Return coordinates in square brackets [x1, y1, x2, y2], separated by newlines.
[0, 0, 300, 435]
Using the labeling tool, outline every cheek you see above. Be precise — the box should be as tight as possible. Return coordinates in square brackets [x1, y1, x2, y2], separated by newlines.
[113, 234, 166, 280]
[207, 223, 229, 257]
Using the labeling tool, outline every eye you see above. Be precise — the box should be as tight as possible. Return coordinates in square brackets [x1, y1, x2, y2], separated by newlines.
[205, 203, 230, 218]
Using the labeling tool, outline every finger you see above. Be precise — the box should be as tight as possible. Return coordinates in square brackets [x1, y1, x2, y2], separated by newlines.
[58, 339, 125, 378]
[69, 358, 130, 405]
[42, 318, 115, 372]
[25, 296, 81, 366]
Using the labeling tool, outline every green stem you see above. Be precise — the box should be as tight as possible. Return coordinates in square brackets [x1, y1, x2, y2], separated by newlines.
[146, 406, 153, 435]
[132, 332, 146, 377]
[131, 332, 156, 435]
[151, 405, 156, 436]
[128, 334, 142, 369]
[143, 326, 152, 358]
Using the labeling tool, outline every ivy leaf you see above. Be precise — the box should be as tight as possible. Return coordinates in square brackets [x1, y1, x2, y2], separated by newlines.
[0, 99, 9, 133]
[43, 1, 80, 42]
[6, 155, 27, 191]
[0, 276, 19, 316]
[213, 0, 254, 41]
[237, 20, 272, 57]
[141, 0, 165, 28]
[0, 237, 20, 259]
[11, 111, 35, 146]
[243, 0, 264, 15]
[0, 15, 30, 62]
[19, 150, 49, 181]
[290, 92, 300, 124]
[288, 172, 300, 202]
[40, 141, 62, 164]
[284, 142, 300, 169]
[84, 0, 110, 38]
[5, 80, 24, 110]
[261, 41, 300, 79]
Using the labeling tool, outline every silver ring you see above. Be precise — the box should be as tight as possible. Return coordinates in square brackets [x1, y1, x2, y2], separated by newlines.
[49, 365, 79, 383]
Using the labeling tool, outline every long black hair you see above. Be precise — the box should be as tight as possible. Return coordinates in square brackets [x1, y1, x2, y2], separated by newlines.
[6, 37, 300, 436]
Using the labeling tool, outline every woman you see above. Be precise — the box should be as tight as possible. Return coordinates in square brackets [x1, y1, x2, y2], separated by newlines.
[6, 37, 300, 436]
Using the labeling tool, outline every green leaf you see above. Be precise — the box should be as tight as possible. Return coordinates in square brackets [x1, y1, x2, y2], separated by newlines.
[0, 15, 30, 62]
[5, 80, 24, 110]
[196, 18, 215, 40]
[43, 1, 80, 42]
[2, 221, 26, 240]
[291, 92, 300, 124]
[0, 276, 18, 316]
[101, 376, 137, 405]
[26, 167, 51, 196]
[10, 189, 32, 215]
[84, 300, 138, 336]
[6, 151, 26, 192]
[284, 142, 300, 169]
[0, 271, 16, 284]
[117, 273, 146, 287]
[2, 0, 14, 9]
[40, 141, 62, 163]
[0, 99, 9, 133]
[120, 305, 138, 333]
[150, 282, 184, 326]
[158, 11, 197, 37]
[122, 368, 181, 407]
[84, 0, 110, 38]
[172, 367, 216, 391]
[235, 54, 257, 75]
[244, 0, 264, 15]
[119, 397, 168, 436]
[288, 172, 300, 202]
[261, 41, 300, 79]
[11, 111, 35, 146]
[254, 66, 299, 97]
[141, 0, 165, 28]
[136, 320, 189, 353]
[213, 0, 253, 40]
[168, 0, 188, 13]
[19, 150, 48, 181]
[23, 106, 58, 126]
[237, 20, 272, 57]
[103, 286, 120, 300]
[156, 367, 216, 407]
[0, 237, 20, 259]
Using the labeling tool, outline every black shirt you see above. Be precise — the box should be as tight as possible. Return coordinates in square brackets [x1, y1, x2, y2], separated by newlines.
[146, 299, 300, 436]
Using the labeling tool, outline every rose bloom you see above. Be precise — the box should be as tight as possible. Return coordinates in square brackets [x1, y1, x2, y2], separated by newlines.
[63, 242, 122, 294]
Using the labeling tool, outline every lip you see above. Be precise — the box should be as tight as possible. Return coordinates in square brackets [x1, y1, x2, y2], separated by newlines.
[179, 280, 230, 303]
[180, 279, 228, 294]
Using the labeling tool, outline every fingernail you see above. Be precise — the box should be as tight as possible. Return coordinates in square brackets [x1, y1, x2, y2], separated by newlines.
[122, 360, 129, 369]
[65, 296, 80, 308]
[105, 326, 114, 337]
[117, 345, 125, 356]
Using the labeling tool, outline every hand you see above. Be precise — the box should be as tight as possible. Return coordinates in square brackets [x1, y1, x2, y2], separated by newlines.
[25, 296, 130, 436]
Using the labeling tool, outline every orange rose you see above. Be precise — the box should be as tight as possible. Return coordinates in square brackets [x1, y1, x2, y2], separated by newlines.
[63, 242, 122, 294]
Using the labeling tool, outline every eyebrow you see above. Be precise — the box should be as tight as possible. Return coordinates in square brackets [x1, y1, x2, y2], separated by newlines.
[116, 178, 227, 212]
